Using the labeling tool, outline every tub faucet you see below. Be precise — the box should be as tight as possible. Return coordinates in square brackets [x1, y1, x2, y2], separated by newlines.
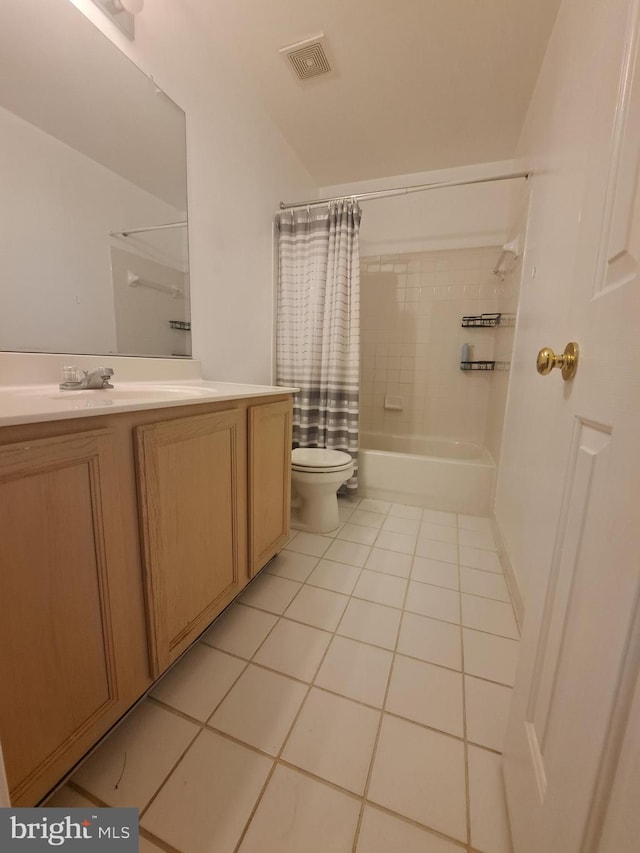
[59, 366, 115, 390]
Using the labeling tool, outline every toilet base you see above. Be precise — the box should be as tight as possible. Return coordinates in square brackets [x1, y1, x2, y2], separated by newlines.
[290, 507, 341, 535]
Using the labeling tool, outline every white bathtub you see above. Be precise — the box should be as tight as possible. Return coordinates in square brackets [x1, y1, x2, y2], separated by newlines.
[358, 432, 496, 514]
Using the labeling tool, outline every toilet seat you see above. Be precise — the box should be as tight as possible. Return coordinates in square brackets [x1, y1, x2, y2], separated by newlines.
[291, 448, 353, 474]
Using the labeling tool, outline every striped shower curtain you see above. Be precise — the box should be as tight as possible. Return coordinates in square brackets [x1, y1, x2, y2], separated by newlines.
[276, 200, 361, 492]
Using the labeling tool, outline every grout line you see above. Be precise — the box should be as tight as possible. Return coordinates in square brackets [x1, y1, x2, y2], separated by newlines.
[231, 594, 341, 853]
[457, 518, 473, 852]
[236, 597, 517, 682]
[350, 509, 414, 853]
[137, 726, 202, 821]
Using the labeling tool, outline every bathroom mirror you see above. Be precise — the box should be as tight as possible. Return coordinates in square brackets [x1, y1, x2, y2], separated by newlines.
[0, 0, 191, 358]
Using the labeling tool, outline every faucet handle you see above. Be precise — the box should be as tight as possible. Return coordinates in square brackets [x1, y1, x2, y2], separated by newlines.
[96, 367, 114, 389]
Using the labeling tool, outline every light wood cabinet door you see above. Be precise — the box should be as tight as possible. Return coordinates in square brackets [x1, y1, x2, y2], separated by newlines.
[0, 429, 128, 806]
[248, 399, 292, 575]
[135, 409, 247, 676]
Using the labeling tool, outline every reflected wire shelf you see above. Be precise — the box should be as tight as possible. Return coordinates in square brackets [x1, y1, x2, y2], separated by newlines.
[460, 361, 496, 371]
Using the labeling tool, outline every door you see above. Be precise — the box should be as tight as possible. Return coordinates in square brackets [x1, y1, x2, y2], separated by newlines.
[135, 409, 247, 676]
[0, 429, 127, 806]
[503, 1, 640, 850]
[248, 398, 292, 576]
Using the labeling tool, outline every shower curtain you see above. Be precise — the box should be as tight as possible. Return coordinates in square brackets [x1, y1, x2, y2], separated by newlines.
[276, 200, 361, 492]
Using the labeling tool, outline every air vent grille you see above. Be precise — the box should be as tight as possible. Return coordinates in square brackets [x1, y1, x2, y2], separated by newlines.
[281, 36, 332, 80]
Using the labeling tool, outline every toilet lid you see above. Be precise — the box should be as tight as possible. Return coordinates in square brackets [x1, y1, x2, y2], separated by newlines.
[291, 448, 352, 469]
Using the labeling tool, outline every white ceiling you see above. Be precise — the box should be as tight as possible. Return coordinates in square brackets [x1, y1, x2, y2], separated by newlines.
[190, 0, 561, 185]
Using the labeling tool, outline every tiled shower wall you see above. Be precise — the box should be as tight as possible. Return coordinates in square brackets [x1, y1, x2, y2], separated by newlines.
[360, 246, 504, 446]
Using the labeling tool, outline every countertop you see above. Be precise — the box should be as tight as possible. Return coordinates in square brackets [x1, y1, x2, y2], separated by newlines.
[0, 380, 297, 428]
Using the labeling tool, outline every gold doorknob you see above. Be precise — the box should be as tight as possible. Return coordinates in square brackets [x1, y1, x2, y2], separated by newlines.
[536, 342, 579, 380]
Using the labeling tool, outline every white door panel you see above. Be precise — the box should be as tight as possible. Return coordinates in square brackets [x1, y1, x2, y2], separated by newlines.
[504, 0, 640, 849]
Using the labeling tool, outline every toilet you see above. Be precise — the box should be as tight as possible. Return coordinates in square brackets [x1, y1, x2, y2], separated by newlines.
[291, 448, 354, 534]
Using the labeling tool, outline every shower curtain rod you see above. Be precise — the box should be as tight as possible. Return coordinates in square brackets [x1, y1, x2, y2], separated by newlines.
[279, 170, 530, 211]
[110, 220, 187, 238]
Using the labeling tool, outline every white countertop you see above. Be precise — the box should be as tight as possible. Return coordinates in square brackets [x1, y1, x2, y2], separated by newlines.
[0, 380, 297, 427]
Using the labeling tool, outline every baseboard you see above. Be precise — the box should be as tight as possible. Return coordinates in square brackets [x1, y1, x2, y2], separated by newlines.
[491, 515, 525, 629]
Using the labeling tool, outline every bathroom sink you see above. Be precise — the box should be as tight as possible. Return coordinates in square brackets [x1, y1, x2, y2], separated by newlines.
[14, 384, 218, 402]
[54, 387, 216, 401]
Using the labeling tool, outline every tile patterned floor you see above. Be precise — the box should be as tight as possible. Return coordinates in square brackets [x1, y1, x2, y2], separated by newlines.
[47, 497, 519, 853]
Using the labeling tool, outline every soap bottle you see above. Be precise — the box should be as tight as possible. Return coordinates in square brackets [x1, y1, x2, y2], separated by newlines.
[461, 343, 470, 364]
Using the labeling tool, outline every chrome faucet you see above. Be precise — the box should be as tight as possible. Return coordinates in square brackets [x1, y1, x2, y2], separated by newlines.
[59, 366, 115, 390]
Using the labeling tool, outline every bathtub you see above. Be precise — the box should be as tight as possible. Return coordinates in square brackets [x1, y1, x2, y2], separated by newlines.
[358, 432, 495, 514]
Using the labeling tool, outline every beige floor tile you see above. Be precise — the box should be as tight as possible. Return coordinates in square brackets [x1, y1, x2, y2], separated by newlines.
[411, 556, 459, 590]
[386, 655, 464, 737]
[461, 594, 519, 639]
[356, 805, 465, 853]
[465, 676, 512, 751]
[152, 644, 245, 721]
[141, 730, 272, 853]
[468, 745, 513, 853]
[282, 688, 380, 794]
[239, 574, 302, 615]
[460, 566, 510, 602]
[337, 523, 379, 545]
[253, 618, 332, 682]
[306, 559, 362, 594]
[375, 529, 417, 555]
[405, 581, 461, 624]
[397, 611, 462, 670]
[266, 550, 319, 582]
[421, 509, 457, 527]
[368, 715, 467, 842]
[382, 515, 420, 536]
[463, 628, 519, 686]
[337, 598, 402, 649]
[72, 701, 198, 809]
[418, 521, 458, 544]
[208, 665, 307, 755]
[201, 603, 277, 659]
[239, 765, 360, 853]
[457, 514, 493, 533]
[359, 498, 391, 514]
[389, 503, 423, 520]
[459, 546, 502, 573]
[458, 528, 497, 551]
[365, 547, 413, 578]
[353, 569, 408, 608]
[285, 531, 333, 557]
[324, 538, 372, 567]
[350, 510, 386, 529]
[338, 503, 356, 522]
[314, 636, 393, 707]
[284, 584, 349, 631]
[415, 538, 458, 564]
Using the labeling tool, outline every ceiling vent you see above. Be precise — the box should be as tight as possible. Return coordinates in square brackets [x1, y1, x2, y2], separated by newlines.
[280, 35, 332, 81]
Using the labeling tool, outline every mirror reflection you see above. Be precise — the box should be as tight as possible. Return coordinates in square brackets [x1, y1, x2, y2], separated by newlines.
[0, 0, 190, 358]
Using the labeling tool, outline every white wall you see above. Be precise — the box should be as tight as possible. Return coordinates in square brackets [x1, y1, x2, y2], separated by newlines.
[0, 106, 183, 355]
[322, 162, 523, 255]
[68, 0, 316, 384]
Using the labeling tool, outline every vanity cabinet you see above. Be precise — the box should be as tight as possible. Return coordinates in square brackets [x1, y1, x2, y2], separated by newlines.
[135, 408, 247, 677]
[0, 429, 141, 807]
[248, 399, 292, 575]
[0, 392, 292, 807]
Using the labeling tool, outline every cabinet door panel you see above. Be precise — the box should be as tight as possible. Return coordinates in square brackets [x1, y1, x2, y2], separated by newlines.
[0, 431, 122, 805]
[249, 399, 292, 575]
[136, 409, 246, 675]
